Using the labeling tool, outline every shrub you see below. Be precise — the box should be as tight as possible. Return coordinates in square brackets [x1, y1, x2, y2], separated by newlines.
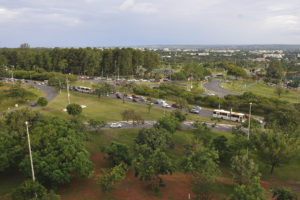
[37, 97, 48, 107]
[66, 103, 82, 116]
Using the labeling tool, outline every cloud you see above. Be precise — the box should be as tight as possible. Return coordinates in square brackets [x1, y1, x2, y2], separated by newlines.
[264, 15, 299, 31]
[119, 0, 157, 14]
[0, 7, 20, 22]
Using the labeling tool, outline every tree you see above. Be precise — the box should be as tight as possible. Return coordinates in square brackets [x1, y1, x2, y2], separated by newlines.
[242, 118, 261, 130]
[11, 180, 60, 200]
[266, 60, 284, 83]
[182, 145, 220, 200]
[121, 109, 144, 125]
[212, 135, 231, 164]
[227, 64, 248, 78]
[88, 119, 106, 128]
[275, 85, 284, 97]
[147, 102, 153, 113]
[193, 122, 213, 146]
[19, 118, 93, 187]
[0, 133, 22, 172]
[66, 103, 82, 116]
[105, 142, 131, 166]
[96, 163, 128, 192]
[231, 154, 260, 185]
[4, 109, 40, 140]
[93, 82, 115, 99]
[133, 145, 174, 190]
[155, 114, 181, 134]
[272, 187, 298, 200]
[135, 127, 173, 151]
[251, 128, 299, 174]
[230, 177, 265, 200]
[171, 110, 186, 122]
[264, 108, 300, 133]
[37, 97, 48, 107]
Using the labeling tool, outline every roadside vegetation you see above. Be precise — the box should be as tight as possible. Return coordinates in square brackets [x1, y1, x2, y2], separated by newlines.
[0, 81, 41, 111]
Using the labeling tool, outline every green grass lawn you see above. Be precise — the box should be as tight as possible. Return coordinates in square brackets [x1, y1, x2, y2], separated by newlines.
[0, 83, 42, 112]
[37, 90, 230, 123]
[37, 91, 169, 122]
[221, 80, 300, 103]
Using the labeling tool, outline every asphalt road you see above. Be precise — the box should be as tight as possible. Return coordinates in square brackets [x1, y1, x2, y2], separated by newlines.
[107, 93, 213, 118]
[92, 120, 238, 133]
[203, 79, 239, 97]
[25, 81, 58, 102]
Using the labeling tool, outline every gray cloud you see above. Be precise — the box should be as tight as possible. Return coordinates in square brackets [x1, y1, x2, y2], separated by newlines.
[0, 0, 299, 47]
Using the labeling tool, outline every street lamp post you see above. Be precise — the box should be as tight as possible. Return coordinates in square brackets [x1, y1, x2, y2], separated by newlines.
[25, 121, 36, 181]
[246, 102, 252, 157]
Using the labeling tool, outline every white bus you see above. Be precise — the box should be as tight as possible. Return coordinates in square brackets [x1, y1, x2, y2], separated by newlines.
[74, 86, 94, 93]
[212, 109, 246, 123]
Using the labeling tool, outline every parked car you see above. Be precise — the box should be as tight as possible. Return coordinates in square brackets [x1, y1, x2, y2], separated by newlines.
[132, 98, 138, 102]
[190, 109, 200, 114]
[155, 100, 165, 104]
[110, 122, 122, 128]
[132, 94, 139, 98]
[172, 104, 180, 108]
[193, 106, 202, 111]
[162, 103, 171, 108]
[116, 93, 122, 99]
[139, 96, 145, 101]
[31, 102, 38, 107]
[127, 96, 133, 100]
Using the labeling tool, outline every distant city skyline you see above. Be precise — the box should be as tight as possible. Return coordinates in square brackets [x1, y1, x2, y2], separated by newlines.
[0, 0, 300, 47]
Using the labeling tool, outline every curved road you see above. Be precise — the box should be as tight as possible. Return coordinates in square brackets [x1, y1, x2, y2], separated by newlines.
[203, 79, 239, 97]
[25, 81, 58, 102]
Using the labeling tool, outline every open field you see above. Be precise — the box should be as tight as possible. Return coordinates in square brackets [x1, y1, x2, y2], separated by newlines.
[221, 80, 300, 103]
[0, 82, 42, 112]
[37, 91, 169, 122]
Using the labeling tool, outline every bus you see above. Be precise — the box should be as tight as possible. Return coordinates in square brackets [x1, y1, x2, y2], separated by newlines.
[212, 109, 246, 123]
[73, 86, 94, 94]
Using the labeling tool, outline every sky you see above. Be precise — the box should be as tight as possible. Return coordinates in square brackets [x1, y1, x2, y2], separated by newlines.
[0, 0, 300, 47]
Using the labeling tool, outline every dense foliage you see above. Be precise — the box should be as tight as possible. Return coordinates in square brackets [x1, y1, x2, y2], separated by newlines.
[0, 47, 160, 76]
[0, 109, 93, 188]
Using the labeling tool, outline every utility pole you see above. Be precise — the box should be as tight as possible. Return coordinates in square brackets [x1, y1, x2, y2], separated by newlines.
[66, 76, 70, 105]
[246, 102, 252, 157]
[11, 65, 14, 85]
[25, 121, 36, 181]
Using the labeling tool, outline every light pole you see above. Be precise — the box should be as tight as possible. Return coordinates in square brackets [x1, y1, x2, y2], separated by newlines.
[25, 121, 36, 181]
[246, 102, 252, 157]
[66, 75, 70, 105]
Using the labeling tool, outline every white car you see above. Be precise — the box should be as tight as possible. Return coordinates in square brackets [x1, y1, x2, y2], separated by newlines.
[110, 123, 122, 128]
[162, 103, 171, 108]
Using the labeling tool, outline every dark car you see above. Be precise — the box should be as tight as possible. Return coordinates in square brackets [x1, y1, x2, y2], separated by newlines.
[172, 104, 180, 108]
[31, 102, 38, 107]
[116, 93, 122, 99]
[132, 98, 138, 102]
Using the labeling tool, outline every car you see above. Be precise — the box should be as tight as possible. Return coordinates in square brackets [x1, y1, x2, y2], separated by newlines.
[172, 104, 180, 108]
[190, 109, 200, 114]
[110, 122, 122, 128]
[193, 106, 202, 111]
[30, 102, 38, 107]
[116, 93, 122, 99]
[132, 98, 138, 102]
[132, 94, 139, 98]
[127, 96, 133, 100]
[162, 103, 171, 108]
[139, 96, 145, 101]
